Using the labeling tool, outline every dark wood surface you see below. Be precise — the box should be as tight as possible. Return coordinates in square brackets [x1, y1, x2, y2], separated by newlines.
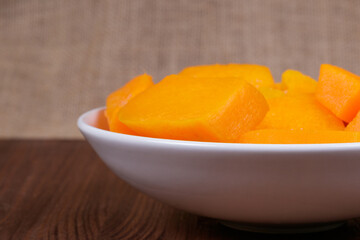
[1, 140, 360, 240]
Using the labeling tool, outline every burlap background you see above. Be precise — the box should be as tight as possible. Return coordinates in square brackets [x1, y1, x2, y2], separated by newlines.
[1, 0, 360, 138]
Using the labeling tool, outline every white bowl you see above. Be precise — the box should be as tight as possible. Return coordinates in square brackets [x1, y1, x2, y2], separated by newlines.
[78, 107, 360, 231]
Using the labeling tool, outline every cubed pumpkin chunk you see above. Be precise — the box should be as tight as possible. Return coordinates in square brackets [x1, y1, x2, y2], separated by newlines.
[105, 73, 154, 134]
[239, 129, 360, 144]
[256, 94, 345, 130]
[316, 64, 360, 122]
[258, 86, 285, 100]
[282, 69, 317, 94]
[345, 111, 360, 132]
[118, 75, 269, 142]
[179, 64, 274, 89]
[274, 82, 284, 90]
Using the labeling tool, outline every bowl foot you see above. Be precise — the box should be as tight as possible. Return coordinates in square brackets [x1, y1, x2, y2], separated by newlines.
[220, 220, 345, 234]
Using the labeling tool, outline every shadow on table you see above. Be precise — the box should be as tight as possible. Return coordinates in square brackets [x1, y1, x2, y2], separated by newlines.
[171, 216, 359, 240]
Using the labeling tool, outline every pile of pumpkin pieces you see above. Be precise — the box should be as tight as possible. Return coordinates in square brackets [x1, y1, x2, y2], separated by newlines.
[105, 64, 360, 144]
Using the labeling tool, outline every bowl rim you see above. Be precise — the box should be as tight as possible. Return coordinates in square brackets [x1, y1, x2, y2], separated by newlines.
[78, 107, 360, 153]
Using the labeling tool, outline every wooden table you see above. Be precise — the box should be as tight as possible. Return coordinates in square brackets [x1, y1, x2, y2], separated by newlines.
[1, 140, 360, 240]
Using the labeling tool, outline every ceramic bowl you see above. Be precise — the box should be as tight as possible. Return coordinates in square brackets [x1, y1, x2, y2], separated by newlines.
[78, 107, 360, 233]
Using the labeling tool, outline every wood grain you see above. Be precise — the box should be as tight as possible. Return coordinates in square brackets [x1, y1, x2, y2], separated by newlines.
[0, 140, 359, 240]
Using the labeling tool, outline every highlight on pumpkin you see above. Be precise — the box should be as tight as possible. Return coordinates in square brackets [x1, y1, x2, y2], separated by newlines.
[104, 63, 360, 144]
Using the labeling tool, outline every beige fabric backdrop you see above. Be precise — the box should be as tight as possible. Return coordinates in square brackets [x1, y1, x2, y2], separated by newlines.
[1, 0, 360, 138]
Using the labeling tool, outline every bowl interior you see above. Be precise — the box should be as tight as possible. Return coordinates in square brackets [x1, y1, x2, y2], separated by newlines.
[81, 107, 109, 130]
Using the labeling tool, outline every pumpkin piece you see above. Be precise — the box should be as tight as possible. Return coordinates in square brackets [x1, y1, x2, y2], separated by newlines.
[179, 64, 274, 89]
[118, 75, 269, 142]
[239, 129, 360, 144]
[282, 69, 317, 94]
[105, 73, 154, 134]
[274, 82, 284, 90]
[258, 86, 285, 100]
[345, 111, 360, 132]
[316, 64, 360, 122]
[256, 94, 345, 130]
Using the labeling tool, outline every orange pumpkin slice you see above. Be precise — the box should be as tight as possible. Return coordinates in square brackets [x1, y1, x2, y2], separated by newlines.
[179, 64, 274, 89]
[239, 129, 360, 144]
[281, 69, 317, 94]
[105, 73, 154, 134]
[316, 64, 360, 122]
[256, 94, 345, 130]
[118, 75, 269, 142]
[345, 111, 360, 132]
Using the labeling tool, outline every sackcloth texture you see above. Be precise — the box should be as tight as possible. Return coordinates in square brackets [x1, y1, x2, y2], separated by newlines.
[1, 0, 360, 138]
